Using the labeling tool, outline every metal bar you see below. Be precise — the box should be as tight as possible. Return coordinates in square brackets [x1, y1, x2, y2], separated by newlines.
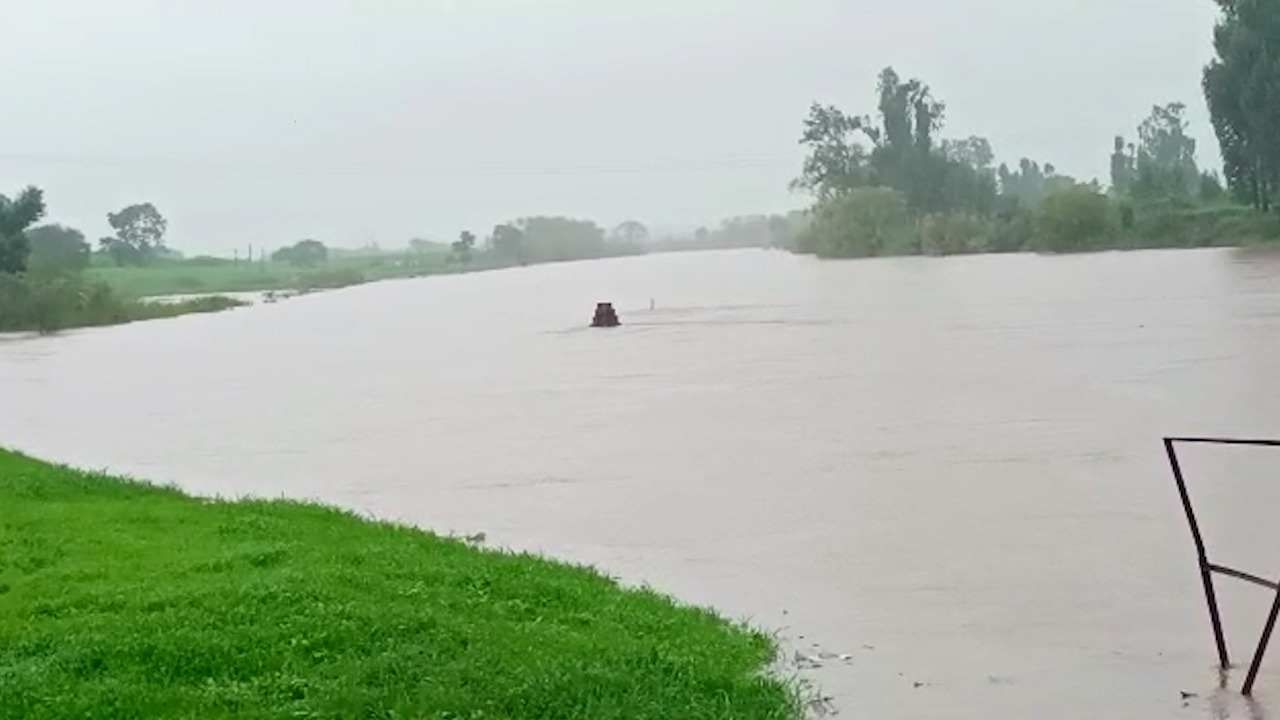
[1167, 437, 1280, 448]
[1210, 564, 1280, 591]
[1243, 587, 1280, 695]
[1166, 438, 1231, 669]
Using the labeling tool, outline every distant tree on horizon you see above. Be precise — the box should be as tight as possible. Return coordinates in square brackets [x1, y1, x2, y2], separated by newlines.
[489, 224, 522, 261]
[451, 231, 476, 264]
[101, 203, 167, 266]
[610, 220, 650, 246]
[272, 239, 328, 267]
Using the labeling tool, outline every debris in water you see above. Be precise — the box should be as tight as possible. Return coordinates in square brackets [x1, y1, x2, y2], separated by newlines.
[806, 694, 839, 717]
[792, 651, 824, 670]
[591, 302, 620, 328]
[1180, 691, 1198, 700]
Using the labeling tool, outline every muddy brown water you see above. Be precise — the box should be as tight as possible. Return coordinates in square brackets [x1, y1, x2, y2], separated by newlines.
[6, 247, 1280, 718]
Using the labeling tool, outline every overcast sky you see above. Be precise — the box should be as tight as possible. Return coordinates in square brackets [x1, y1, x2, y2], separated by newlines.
[3, 1, 1221, 254]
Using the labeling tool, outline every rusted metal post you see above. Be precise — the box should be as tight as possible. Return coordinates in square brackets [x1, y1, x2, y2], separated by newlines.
[1243, 588, 1280, 695]
[1165, 438, 1231, 669]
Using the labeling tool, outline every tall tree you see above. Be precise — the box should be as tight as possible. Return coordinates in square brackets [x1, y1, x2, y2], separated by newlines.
[1203, 0, 1280, 210]
[102, 203, 167, 265]
[791, 103, 875, 199]
[1132, 102, 1200, 201]
[0, 187, 46, 274]
[795, 68, 993, 215]
[871, 68, 947, 211]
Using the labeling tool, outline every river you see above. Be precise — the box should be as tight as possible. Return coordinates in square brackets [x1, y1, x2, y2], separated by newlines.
[5, 247, 1280, 718]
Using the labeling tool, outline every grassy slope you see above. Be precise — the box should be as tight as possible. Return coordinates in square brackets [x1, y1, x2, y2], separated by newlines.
[1121, 204, 1280, 249]
[86, 254, 453, 299]
[0, 451, 798, 720]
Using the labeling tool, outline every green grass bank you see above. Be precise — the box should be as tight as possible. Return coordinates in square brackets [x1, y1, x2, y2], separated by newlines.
[84, 255, 444, 299]
[0, 273, 247, 334]
[0, 451, 800, 720]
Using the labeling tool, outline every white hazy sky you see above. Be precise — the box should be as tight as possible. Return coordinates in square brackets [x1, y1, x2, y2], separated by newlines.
[3, 1, 1221, 254]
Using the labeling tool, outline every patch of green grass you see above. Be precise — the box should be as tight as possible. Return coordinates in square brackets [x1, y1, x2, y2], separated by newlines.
[87, 254, 454, 299]
[87, 264, 287, 297]
[1121, 203, 1280, 249]
[0, 451, 799, 720]
[0, 274, 248, 334]
[127, 295, 247, 324]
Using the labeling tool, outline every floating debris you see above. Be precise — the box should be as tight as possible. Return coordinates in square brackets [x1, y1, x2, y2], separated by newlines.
[806, 694, 839, 717]
[591, 302, 620, 328]
[792, 651, 824, 670]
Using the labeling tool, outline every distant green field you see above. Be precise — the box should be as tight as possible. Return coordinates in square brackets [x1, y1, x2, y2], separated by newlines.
[0, 450, 800, 719]
[87, 253, 453, 298]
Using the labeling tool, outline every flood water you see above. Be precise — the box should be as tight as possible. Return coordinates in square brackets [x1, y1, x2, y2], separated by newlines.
[7, 247, 1280, 718]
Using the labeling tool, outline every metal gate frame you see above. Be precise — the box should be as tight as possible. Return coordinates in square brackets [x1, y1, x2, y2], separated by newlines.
[1166, 436, 1280, 696]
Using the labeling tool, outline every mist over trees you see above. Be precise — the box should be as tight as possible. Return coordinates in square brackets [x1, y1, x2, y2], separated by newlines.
[610, 221, 650, 246]
[791, 66, 1085, 257]
[470, 217, 645, 265]
[792, 68, 999, 217]
[789, 42, 1280, 260]
[647, 213, 808, 252]
[272, 239, 329, 267]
